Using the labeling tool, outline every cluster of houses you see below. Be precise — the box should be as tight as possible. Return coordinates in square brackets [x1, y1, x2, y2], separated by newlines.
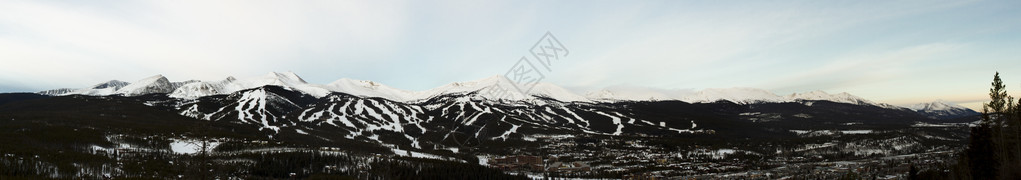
[487, 155, 591, 173]
[547, 161, 591, 172]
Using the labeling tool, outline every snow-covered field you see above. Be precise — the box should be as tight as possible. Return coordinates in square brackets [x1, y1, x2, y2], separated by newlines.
[169, 139, 221, 154]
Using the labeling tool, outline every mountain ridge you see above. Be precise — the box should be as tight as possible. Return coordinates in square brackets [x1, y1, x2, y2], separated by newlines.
[908, 100, 981, 120]
[38, 72, 943, 110]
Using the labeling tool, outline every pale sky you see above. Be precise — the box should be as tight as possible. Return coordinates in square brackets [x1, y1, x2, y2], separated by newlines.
[1, 0, 1020, 110]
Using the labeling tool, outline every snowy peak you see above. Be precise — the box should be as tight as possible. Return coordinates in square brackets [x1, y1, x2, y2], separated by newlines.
[38, 80, 131, 96]
[36, 88, 77, 96]
[786, 90, 874, 105]
[169, 72, 331, 99]
[908, 100, 968, 111]
[582, 87, 905, 109]
[169, 77, 238, 99]
[523, 82, 590, 102]
[325, 78, 415, 101]
[115, 75, 175, 96]
[583, 87, 689, 102]
[431, 75, 506, 93]
[416, 75, 526, 101]
[327, 75, 589, 102]
[252, 72, 329, 97]
[908, 100, 980, 120]
[417, 75, 589, 102]
[683, 88, 786, 104]
[90, 80, 130, 90]
[585, 87, 789, 104]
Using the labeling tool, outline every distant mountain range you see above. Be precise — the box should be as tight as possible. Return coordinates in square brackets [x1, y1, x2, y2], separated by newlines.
[2, 71, 979, 168]
[39, 71, 977, 115]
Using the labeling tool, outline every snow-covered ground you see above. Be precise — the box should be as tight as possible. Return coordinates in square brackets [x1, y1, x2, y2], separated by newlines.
[170, 139, 221, 154]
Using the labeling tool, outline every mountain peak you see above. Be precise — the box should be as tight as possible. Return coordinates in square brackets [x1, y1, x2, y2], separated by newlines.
[412, 75, 591, 102]
[786, 90, 873, 105]
[683, 87, 785, 103]
[908, 100, 979, 120]
[909, 100, 969, 111]
[91, 80, 130, 89]
[325, 78, 415, 101]
[37, 79, 131, 96]
[586, 87, 893, 107]
[115, 74, 174, 96]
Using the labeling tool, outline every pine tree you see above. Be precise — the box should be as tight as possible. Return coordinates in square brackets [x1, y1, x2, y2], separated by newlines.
[958, 72, 1021, 179]
[965, 72, 1011, 179]
[988, 73, 1021, 179]
[986, 72, 1010, 117]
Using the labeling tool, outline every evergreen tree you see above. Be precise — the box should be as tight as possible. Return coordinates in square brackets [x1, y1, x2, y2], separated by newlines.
[985, 72, 1010, 118]
[959, 72, 1021, 179]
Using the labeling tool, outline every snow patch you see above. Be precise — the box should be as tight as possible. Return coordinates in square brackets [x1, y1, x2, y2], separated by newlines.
[170, 139, 221, 154]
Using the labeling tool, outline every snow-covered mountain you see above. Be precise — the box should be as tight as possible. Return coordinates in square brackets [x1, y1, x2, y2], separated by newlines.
[784, 90, 905, 109]
[181, 85, 705, 144]
[44, 72, 913, 109]
[169, 76, 239, 99]
[36, 88, 76, 96]
[189, 86, 317, 132]
[786, 90, 873, 105]
[160, 83, 934, 153]
[6, 72, 976, 179]
[115, 75, 177, 96]
[682, 88, 788, 104]
[321, 75, 588, 102]
[38, 76, 197, 97]
[169, 73, 587, 102]
[170, 72, 332, 99]
[412, 75, 589, 102]
[583, 87, 901, 108]
[38, 80, 130, 96]
[324, 78, 418, 101]
[908, 100, 980, 120]
[27, 71, 964, 155]
[584, 87, 691, 101]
